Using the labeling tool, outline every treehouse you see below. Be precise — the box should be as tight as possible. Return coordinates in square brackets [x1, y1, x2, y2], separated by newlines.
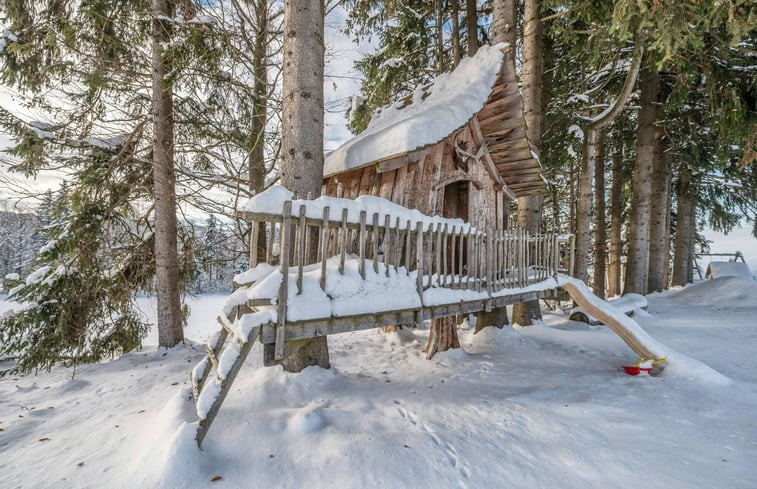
[322, 43, 547, 229]
[189, 46, 673, 448]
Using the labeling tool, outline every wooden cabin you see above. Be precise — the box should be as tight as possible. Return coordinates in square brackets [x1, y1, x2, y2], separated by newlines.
[322, 43, 546, 229]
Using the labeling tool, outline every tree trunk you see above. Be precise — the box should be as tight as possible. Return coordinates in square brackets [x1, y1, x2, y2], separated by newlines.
[435, 0, 444, 74]
[593, 130, 606, 298]
[466, 0, 478, 56]
[687, 201, 696, 283]
[152, 0, 183, 347]
[607, 145, 624, 297]
[623, 64, 658, 295]
[671, 172, 693, 287]
[451, 0, 461, 66]
[250, 0, 268, 264]
[662, 172, 672, 289]
[647, 111, 671, 292]
[475, 308, 508, 332]
[280, 0, 329, 372]
[425, 316, 460, 359]
[574, 126, 596, 285]
[492, 0, 517, 47]
[512, 0, 544, 326]
[569, 158, 576, 236]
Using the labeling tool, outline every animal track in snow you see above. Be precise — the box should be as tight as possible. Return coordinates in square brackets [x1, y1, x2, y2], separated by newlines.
[397, 407, 470, 485]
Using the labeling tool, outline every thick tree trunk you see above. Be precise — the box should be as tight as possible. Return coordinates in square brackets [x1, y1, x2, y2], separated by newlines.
[623, 65, 658, 295]
[511, 0, 544, 326]
[451, 0, 461, 66]
[647, 113, 671, 292]
[466, 0, 478, 56]
[425, 316, 460, 359]
[671, 173, 693, 286]
[607, 146, 624, 297]
[475, 308, 508, 332]
[152, 0, 183, 347]
[280, 0, 329, 372]
[492, 0, 517, 48]
[593, 130, 606, 298]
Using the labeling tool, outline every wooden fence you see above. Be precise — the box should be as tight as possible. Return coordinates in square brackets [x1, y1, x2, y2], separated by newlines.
[240, 197, 574, 362]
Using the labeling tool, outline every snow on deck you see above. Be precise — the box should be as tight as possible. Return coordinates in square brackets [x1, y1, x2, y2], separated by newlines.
[323, 44, 508, 177]
[242, 184, 472, 233]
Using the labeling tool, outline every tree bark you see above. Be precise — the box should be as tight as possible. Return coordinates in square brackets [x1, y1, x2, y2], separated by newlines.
[492, 0, 517, 47]
[671, 172, 694, 287]
[662, 172, 673, 288]
[152, 0, 183, 347]
[647, 109, 671, 292]
[623, 64, 658, 295]
[593, 130, 606, 298]
[425, 316, 460, 359]
[512, 0, 543, 326]
[451, 0, 461, 66]
[280, 0, 329, 372]
[466, 0, 478, 56]
[574, 126, 596, 285]
[435, 0, 444, 74]
[250, 0, 268, 264]
[607, 145, 624, 297]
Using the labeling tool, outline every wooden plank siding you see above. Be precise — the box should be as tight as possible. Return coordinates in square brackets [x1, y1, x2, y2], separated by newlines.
[324, 119, 507, 232]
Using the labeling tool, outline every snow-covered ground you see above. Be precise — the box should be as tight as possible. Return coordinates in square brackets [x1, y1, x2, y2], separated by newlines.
[2, 277, 757, 488]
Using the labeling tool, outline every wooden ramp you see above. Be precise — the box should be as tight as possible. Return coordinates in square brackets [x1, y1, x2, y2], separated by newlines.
[558, 275, 666, 361]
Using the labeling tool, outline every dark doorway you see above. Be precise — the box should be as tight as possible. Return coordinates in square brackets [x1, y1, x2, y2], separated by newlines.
[443, 180, 469, 220]
[443, 181, 469, 277]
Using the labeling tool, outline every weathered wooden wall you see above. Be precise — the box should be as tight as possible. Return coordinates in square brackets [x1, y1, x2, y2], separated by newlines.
[324, 120, 505, 231]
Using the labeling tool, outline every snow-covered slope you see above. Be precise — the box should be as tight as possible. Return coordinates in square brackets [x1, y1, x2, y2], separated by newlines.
[2, 279, 757, 488]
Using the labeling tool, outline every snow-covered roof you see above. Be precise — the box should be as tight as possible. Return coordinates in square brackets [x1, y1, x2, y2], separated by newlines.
[324, 44, 509, 178]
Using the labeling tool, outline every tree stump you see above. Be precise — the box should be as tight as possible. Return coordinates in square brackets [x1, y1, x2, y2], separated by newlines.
[424, 316, 460, 359]
[475, 307, 508, 334]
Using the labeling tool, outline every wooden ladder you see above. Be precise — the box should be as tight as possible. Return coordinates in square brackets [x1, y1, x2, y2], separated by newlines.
[190, 303, 267, 447]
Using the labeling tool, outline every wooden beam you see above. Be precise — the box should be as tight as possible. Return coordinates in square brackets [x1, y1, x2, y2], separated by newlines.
[375, 148, 431, 173]
[259, 289, 554, 343]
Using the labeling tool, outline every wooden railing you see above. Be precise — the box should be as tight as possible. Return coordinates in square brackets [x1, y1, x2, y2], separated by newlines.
[240, 196, 574, 361]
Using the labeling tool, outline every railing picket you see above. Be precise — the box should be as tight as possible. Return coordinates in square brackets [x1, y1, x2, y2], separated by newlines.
[394, 217, 402, 272]
[486, 228, 494, 297]
[436, 223, 442, 288]
[442, 224, 448, 287]
[476, 232, 482, 292]
[266, 222, 274, 264]
[465, 228, 472, 289]
[416, 221, 424, 296]
[339, 208, 348, 275]
[372, 213, 380, 274]
[449, 226, 457, 286]
[384, 214, 391, 277]
[297, 204, 306, 294]
[405, 219, 412, 274]
[359, 210, 367, 280]
[320, 207, 330, 291]
[275, 201, 292, 361]
[249, 221, 259, 268]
